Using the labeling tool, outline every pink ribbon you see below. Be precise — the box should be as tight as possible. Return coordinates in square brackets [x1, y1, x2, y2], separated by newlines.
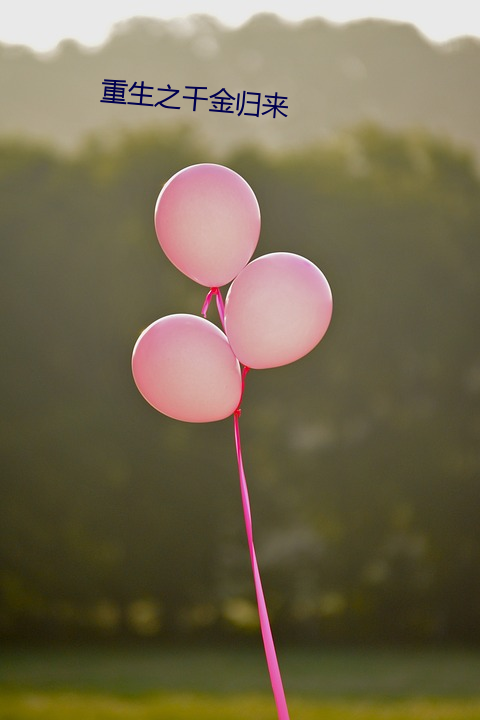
[203, 288, 290, 720]
[201, 287, 226, 332]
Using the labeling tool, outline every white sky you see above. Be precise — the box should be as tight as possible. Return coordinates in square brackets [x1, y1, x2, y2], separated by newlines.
[1, 1, 479, 52]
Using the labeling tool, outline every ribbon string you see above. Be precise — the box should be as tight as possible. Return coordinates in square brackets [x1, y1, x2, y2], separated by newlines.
[201, 287, 226, 331]
[233, 405, 290, 720]
[201, 288, 216, 319]
[201, 288, 290, 720]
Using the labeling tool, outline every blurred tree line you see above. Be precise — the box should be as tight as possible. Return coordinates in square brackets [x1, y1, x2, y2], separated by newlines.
[1, 124, 479, 645]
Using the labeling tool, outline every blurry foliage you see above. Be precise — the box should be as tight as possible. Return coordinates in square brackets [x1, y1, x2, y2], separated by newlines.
[0, 124, 479, 644]
[3, 14, 480, 163]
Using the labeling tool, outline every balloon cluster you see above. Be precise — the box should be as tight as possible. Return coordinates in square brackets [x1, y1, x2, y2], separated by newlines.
[132, 163, 333, 422]
[131, 163, 333, 720]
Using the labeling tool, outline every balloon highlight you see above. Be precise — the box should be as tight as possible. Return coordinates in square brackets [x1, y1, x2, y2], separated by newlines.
[154, 163, 260, 287]
[224, 252, 333, 369]
[132, 314, 242, 423]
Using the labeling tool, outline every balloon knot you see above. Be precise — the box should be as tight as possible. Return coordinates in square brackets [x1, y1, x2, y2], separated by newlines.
[234, 408, 242, 418]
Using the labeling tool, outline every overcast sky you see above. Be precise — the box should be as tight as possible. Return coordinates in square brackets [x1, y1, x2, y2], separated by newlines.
[1, 1, 480, 52]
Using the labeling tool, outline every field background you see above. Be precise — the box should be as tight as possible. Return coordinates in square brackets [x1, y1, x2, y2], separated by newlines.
[2, 10, 480, 720]
[2, 645, 480, 719]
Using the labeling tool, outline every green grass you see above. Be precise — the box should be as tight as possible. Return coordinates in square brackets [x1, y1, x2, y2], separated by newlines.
[2, 693, 480, 720]
[1, 645, 480, 719]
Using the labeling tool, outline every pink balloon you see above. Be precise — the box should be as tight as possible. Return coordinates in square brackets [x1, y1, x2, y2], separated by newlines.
[154, 163, 260, 287]
[132, 314, 242, 422]
[224, 252, 333, 370]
